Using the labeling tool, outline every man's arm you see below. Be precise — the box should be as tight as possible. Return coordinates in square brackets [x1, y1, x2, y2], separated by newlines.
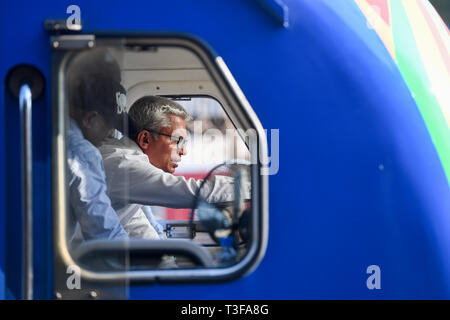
[68, 151, 129, 240]
[104, 153, 246, 209]
[142, 206, 165, 239]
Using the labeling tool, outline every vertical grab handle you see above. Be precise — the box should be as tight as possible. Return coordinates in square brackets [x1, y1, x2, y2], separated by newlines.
[19, 84, 33, 300]
[7, 65, 44, 300]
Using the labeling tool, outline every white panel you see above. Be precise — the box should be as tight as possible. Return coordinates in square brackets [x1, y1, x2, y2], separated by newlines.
[122, 69, 211, 90]
[120, 47, 204, 70]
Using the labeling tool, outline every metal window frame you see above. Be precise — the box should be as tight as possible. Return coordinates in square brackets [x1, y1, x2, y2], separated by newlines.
[52, 33, 269, 284]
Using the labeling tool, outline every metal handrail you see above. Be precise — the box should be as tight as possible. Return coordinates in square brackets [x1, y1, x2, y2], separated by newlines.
[19, 84, 33, 300]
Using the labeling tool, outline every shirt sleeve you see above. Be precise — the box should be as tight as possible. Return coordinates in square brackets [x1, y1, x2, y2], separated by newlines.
[142, 206, 165, 239]
[105, 153, 249, 209]
[68, 149, 129, 240]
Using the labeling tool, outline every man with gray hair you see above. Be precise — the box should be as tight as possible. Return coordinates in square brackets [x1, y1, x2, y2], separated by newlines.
[99, 95, 246, 239]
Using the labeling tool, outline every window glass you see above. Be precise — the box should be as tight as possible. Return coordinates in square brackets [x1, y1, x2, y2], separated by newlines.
[60, 39, 262, 279]
[151, 97, 250, 228]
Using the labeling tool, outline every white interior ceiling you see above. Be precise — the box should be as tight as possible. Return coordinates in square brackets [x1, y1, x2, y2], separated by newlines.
[110, 46, 226, 110]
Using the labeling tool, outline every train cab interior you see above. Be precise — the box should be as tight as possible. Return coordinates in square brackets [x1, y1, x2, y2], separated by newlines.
[55, 36, 265, 280]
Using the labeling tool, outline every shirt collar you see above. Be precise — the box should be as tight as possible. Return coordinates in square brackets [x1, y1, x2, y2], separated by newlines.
[69, 119, 84, 139]
[102, 134, 144, 155]
[121, 135, 142, 153]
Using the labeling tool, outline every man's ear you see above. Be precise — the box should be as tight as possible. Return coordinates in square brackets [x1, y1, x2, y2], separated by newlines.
[136, 130, 152, 151]
[81, 111, 97, 129]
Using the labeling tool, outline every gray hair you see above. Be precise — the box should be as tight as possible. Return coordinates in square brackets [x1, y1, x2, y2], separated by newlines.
[128, 95, 191, 140]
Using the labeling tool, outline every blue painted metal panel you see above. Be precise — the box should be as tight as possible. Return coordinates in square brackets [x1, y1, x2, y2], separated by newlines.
[3, 67, 52, 301]
[0, 0, 6, 300]
[255, 0, 289, 27]
[0, 0, 449, 299]
[1, 0, 53, 299]
[4, 90, 23, 299]
[0, 269, 4, 300]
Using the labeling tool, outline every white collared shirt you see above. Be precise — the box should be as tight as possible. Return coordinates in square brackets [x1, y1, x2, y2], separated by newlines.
[99, 136, 241, 239]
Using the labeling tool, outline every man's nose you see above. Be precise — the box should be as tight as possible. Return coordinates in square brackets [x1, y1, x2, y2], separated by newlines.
[179, 145, 187, 156]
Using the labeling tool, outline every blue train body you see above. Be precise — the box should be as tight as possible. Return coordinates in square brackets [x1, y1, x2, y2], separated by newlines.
[1, 0, 449, 299]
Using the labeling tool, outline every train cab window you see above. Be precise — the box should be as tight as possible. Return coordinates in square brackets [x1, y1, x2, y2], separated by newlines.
[53, 36, 268, 282]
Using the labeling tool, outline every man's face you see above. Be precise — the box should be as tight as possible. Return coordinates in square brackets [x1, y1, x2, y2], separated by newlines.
[81, 111, 112, 147]
[143, 114, 187, 174]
